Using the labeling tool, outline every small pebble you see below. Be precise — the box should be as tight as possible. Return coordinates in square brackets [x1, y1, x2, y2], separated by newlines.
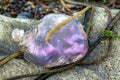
[17, 12, 30, 19]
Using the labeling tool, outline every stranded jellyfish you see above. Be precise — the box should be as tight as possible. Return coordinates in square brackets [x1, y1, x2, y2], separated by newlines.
[19, 14, 88, 67]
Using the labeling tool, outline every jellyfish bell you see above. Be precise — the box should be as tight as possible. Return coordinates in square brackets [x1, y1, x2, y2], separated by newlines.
[20, 14, 88, 67]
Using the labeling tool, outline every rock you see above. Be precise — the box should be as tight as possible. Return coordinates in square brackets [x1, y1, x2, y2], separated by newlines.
[0, 7, 119, 80]
[48, 2, 56, 8]
[17, 12, 31, 19]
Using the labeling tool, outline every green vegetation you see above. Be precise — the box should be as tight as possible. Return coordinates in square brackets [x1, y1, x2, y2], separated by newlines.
[101, 30, 120, 39]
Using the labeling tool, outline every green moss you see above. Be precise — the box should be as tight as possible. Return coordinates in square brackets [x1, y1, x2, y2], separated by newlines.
[101, 30, 120, 39]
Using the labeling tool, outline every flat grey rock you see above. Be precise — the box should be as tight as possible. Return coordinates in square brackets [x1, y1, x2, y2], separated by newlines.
[0, 7, 119, 80]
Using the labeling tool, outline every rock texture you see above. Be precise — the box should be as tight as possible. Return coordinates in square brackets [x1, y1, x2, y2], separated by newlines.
[0, 7, 119, 80]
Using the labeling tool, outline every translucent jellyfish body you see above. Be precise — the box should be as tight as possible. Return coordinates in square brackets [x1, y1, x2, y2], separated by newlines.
[21, 14, 88, 67]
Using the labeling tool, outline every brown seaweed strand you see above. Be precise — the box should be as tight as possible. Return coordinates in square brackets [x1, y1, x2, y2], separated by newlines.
[64, 0, 84, 6]
[0, 51, 23, 67]
[44, 5, 92, 42]
[105, 11, 120, 30]
[6, 61, 78, 80]
[102, 6, 112, 23]
[85, 6, 95, 35]
[60, 0, 72, 13]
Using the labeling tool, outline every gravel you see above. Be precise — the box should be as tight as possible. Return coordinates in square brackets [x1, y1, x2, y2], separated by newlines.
[0, 0, 83, 20]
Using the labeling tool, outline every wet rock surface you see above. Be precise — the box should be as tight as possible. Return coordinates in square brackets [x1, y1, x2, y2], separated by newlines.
[0, 7, 119, 80]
